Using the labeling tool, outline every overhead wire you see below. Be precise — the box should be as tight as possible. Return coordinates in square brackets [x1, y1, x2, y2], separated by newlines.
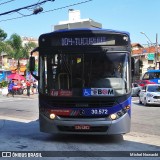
[0, 0, 93, 22]
[0, 0, 16, 6]
[0, 0, 54, 16]
[43, 0, 93, 14]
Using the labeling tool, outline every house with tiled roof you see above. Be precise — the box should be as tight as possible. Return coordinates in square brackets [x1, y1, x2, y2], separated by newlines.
[131, 43, 160, 79]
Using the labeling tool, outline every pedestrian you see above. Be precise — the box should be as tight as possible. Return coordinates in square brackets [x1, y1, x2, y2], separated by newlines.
[35, 80, 38, 93]
[26, 80, 31, 97]
[7, 81, 15, 97]
[32, 80, 37, 94]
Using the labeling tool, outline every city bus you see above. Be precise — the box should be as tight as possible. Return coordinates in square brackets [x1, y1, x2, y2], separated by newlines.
[142, 70, 160, 84]
[29, 28, 133, 135]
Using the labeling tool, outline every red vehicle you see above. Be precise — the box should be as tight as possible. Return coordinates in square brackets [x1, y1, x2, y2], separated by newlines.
[12, 85, 23, 95]
[135, 80, 156, 87]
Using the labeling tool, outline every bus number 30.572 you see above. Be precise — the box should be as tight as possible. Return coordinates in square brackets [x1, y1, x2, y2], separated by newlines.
[91, 109, 108, 115]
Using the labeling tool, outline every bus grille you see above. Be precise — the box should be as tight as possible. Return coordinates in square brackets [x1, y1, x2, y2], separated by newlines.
[57, 125, 108, 132]
[49, 101, 116, 108]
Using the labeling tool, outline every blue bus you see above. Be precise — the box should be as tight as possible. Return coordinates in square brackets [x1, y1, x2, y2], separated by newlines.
[142, 70, 160, 84]
[29, 28, 133, 135]
[0, 69, 11, 82]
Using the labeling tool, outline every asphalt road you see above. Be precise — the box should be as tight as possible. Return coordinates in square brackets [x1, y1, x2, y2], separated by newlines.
[0, 95, 159, 159]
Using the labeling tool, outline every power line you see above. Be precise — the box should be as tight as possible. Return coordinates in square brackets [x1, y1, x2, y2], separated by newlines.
[0, 0, 93, 22]
[43, 0, 93, 14]
[0, 0, 54, 16]
[0, 0, 16, 6]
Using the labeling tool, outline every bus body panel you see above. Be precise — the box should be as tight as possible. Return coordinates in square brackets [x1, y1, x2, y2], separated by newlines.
[38, 95, 131, 134]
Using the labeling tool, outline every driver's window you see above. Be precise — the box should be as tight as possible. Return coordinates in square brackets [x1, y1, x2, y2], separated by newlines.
[143, 73, 149, 80]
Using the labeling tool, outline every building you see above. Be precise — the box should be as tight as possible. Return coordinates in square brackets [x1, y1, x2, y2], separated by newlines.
[132, 43, 160, 79]
[0, 52, 8, 70]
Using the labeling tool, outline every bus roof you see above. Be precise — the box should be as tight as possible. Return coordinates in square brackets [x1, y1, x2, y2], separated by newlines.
[147, 70, 160, 73]
[41, 28, 130, 36]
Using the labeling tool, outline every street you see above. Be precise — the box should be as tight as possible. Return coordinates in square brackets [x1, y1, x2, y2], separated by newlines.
[0, 95, 159, 159]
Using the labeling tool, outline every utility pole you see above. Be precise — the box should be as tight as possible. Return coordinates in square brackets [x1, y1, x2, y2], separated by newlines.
[155, 33, 160, 69]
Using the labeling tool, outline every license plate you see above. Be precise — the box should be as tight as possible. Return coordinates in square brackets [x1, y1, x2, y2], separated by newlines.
[74, 125, 90, 130]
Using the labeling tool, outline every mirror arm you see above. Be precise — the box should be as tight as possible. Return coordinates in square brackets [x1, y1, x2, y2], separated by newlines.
[30, 47, 40, 80]
[31, 71, 40, 80]
[31, 47, 39, 56]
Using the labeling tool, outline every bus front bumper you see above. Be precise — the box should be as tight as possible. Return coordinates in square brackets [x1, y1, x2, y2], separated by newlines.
[39, 113, 131, 135]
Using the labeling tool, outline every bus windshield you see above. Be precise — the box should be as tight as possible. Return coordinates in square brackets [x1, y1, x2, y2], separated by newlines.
[39, 52, 129, 97]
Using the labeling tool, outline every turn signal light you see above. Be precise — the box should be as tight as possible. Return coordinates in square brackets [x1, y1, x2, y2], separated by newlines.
[125, 105, 130, 110]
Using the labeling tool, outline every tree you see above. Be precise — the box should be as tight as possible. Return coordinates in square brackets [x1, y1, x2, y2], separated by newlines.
[6, 33, 23, 59]
[6, 33, 37, 59]
[6, 33, 37, 72]
[22, 41, 37, 59]
[0, 28, 8, 54]
[0, 28, 7, 41]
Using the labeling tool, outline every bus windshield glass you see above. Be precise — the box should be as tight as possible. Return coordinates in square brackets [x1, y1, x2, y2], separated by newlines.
[39, 52, 129, 97]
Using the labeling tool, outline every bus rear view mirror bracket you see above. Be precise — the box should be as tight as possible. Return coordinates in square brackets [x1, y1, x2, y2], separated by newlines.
[29, 47, 40, 80]
[131, 57, 135, 76]
[29, 56, 35, 72]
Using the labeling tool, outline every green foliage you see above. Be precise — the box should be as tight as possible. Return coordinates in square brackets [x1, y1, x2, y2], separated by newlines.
[6, 33, 37, 60]
[0, 29, 38, 73]
[0, 28, 8, 54]
[0, 81, 8, 88]
[6, 33, 23, 59]
[0, 28, 7, 41]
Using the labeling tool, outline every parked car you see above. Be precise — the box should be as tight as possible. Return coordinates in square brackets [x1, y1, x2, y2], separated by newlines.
[135, 80, 156, 87]
[131, 83, 141, 97]
[139, 84, 160, 106]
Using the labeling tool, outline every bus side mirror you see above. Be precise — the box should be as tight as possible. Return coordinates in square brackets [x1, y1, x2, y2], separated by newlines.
[131, 57, 135, 76]
[29, 57, 35, 72]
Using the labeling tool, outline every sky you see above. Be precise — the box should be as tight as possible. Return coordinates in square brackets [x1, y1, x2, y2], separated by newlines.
[0, 0, 160, 45]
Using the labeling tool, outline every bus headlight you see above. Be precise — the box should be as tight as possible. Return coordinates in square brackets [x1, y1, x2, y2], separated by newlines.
[109, 105, 130, 120]
[110, 114, 117, 120]
[50, 113, 56, 120]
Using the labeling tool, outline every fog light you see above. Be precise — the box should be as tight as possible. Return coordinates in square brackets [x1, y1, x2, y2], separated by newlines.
[50, 113, 56, 119]
[110, 114, 117, 120]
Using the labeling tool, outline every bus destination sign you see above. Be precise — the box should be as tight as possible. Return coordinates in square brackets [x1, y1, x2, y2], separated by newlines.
[51, 34, 129, 46]
[61, 37, 109, 46]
